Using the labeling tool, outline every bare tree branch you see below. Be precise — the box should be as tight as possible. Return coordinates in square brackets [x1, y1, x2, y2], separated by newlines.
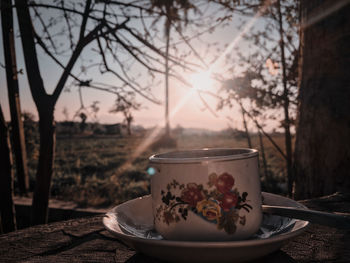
[241, 102, 287, 160]
[78, 0, 92, 42]
[52, 23, 104, 103]
[32, 6, 58, 53]
[60, 0, 75, 50]
[33, 30, 81, 83]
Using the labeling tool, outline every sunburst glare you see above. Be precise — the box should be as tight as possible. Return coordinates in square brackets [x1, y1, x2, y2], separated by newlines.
[190, 71, 214, 91]
[115, 0, 274, 175]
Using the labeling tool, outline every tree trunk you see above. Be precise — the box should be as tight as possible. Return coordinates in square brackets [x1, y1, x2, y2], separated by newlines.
[0, 105, 17, 233]
[126, 120, 132, 135]
[293, 0, 350, 199]
[277, 0, 293, 196]
[164, 19, 171, 137]
[16, 0, 92, 225]
[1, 0, 29, 195]
[31, 107, 56, 225]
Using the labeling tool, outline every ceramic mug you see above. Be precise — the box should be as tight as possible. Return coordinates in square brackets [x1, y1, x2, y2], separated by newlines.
[149, 148, 262, 241]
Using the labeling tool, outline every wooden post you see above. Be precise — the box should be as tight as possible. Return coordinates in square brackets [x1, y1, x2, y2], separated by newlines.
[1, 0, 29, 195]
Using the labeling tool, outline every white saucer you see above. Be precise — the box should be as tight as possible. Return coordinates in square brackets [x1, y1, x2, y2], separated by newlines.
[103, 192, 309, 263]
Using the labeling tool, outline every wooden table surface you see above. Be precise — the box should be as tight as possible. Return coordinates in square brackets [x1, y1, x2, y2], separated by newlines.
[1, 192, 349, 263]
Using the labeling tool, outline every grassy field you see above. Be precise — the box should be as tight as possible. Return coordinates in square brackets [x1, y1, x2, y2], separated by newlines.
[25, 130, 288, 208]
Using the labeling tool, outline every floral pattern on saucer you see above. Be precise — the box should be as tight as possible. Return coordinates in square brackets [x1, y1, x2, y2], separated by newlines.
[155, 172, 252, 234]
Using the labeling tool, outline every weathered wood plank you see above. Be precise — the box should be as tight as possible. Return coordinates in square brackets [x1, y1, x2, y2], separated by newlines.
[0, 193, 349, 262]
[284, 192, 350, 263]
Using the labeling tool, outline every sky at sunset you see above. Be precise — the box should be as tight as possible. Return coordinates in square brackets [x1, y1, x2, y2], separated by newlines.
[0, 4, 279, 132]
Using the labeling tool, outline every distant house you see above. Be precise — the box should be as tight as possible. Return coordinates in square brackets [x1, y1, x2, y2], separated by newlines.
[104, 123, 127, 135]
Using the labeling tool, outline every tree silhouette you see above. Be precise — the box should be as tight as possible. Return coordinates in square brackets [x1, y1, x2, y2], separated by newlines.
[13, 0, 201, 225]
[109, 94, 140, 136]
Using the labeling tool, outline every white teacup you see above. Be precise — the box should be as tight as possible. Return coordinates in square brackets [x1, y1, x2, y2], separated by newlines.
[149, 148, 262, 241]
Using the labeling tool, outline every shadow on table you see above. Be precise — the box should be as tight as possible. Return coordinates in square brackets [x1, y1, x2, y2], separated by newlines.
[125, 250, 296, 263]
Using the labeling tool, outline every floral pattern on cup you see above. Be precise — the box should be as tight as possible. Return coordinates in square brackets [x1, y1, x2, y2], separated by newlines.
[155, 172, 252, 235]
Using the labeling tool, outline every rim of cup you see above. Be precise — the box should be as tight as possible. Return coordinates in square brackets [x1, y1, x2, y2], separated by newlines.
[149, 148, 258, 164]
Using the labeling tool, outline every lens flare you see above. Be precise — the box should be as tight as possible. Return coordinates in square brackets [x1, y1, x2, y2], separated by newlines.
[190, 71, 214, 91]
[147, 167, 156, 176]
[114, 0, 274, 178]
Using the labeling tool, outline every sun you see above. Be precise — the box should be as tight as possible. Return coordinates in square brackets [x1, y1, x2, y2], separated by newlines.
[190, 71, 214, 91]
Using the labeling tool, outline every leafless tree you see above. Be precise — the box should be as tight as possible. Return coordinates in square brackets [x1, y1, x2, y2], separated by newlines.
[11, 0, 171, 224]
[13, 0, 215, 225]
